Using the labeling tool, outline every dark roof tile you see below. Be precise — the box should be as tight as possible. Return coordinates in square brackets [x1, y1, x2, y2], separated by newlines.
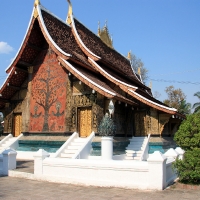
[41, 10, 93, 69]
[74, 19, 140, 82]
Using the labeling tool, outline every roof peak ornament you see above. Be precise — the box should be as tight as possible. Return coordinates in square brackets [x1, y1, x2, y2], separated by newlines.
[66, 0, 73, 25]
[127, 50, 132, 60]
[34, 0, 40, 7]
[34, 0, 40, 18]
[98, 21, 113, 49]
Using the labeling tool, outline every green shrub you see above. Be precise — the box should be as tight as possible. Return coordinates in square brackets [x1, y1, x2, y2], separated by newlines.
[173, 148, 200, 184]
[173, 113, 200, 184]
[174, 113, 200, 151]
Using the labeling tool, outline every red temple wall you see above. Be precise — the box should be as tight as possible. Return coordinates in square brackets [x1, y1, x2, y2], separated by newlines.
[29, 51, 67, 132]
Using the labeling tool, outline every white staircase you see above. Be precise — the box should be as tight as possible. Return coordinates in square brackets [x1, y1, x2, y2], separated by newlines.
[61, 137, 88, 158]
[125, 134, 150, 161]
[0, 134, 23, 154]
[53, 132, 95, 159]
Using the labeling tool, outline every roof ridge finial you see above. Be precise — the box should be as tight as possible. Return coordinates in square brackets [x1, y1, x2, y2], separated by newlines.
[104, 20, 108, 31]
[138, 63, 141, 75]
[149, 81, 152, 89]
[66, 0, 73, 25]
[98, 21, 101, 36]
[34, 0, 40, 7]
[127, 50, 132, 60]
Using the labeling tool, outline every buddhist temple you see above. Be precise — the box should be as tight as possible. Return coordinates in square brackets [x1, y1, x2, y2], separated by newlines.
[0, 0, 184, 138]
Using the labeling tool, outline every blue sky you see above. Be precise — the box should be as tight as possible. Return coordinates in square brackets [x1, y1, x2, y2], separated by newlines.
[0, 0, 200, 107]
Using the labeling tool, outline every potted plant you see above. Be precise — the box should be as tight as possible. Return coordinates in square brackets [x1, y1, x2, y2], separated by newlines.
[98, 113, 116, 160]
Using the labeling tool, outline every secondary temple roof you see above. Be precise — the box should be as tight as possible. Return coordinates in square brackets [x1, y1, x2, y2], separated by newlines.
[0, 1, 183, 117]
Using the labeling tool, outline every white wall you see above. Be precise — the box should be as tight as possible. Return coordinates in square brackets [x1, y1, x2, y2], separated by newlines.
[33, 148, 184, 190]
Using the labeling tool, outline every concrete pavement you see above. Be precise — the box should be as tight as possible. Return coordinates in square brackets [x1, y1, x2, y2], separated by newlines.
[0, 176, 199, 200]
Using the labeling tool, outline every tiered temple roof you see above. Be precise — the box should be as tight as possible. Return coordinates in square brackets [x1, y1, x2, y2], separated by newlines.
[0, 1, 181, 116]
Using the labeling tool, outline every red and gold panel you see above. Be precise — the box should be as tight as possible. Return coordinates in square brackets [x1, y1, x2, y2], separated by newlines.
[29, 50, 67, 132]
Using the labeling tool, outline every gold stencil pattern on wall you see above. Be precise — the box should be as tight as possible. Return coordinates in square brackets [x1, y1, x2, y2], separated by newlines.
[14, 114, 22, 137]
[79, 107, 92, 137]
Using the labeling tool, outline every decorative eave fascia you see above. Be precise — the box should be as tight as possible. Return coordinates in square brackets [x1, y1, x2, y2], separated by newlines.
[37, 5, 72, 60]
[128, 60, 143, 84]
[128, 89, 177, 114]
[88, 57, 138, 92]
[70, 15, 101, 61]
[58, 57, 115, 98]
[5, 9, 36, 74]
[0, 67, 15, 95]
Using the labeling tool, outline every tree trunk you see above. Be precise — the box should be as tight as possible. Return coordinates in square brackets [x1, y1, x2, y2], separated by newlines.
[43, 107, 49, 131]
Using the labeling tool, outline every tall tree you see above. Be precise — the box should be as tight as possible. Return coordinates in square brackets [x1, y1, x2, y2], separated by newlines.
[193, 92, 200, 113]
[128, 53, 148, 84]
[163, 85, 191, 115]
[179, 100, 191, 115]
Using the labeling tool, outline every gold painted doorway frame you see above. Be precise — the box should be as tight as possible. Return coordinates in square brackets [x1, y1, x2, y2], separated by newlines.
[78, 107, 92, 137]
[14, 114, 22, 137]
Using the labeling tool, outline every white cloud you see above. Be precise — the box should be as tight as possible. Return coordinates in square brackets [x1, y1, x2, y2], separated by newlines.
[0, 41, 14, 54]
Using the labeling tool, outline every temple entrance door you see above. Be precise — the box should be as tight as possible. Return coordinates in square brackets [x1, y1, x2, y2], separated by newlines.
[78, 107, 92, 137]
[14, 114, 22, 137]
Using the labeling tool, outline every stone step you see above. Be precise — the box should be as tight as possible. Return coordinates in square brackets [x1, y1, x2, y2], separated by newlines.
[129, 139, 147, 143]
[60, 153, 73, 158]
[129, 140, 146, 143]
[74, 138, 87, 143]
[129, 137, 147, 141]
[64, 149, 77, 154]
[126, 147, 144, 151]
[126, 152, 142, 157]
[71, 142, 84, 146]
[67, 145, 81, 150]
[125, 156, 140, 160]
[128, 143, 145, 147]
[126, 150, 143, 154]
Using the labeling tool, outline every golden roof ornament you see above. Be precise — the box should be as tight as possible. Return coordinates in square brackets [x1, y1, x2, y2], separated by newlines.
[34, 0, 40, 7]
[127, 51, 132, 60]
[98, 21, 101, 36]
[138, 66, 141, 76]
[66, 0, 73, 25]
[98, 20, 113, 49]
[34, 0, 40, 18]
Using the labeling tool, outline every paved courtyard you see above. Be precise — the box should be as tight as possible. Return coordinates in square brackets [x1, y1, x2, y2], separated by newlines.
[0, 176, 199, 200]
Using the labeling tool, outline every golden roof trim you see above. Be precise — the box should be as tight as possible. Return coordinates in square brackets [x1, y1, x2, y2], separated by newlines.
[67, 0, 73, 25]
[34, 0, 40, 7]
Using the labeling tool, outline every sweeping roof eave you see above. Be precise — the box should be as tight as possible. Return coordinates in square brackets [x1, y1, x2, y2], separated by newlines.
[58, 57, 138, 106]
[37, 5, 72, 59]
[88, 58, 138, 91]
[127, 89, 182, 115]
[70, 16, 143, 82]
[0, 68, 15, 94]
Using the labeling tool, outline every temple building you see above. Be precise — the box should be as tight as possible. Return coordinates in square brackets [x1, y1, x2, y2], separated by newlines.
[0, 1, 183, 138]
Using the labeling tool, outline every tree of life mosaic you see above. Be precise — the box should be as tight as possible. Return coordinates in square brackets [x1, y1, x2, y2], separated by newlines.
[29, 50, 67, 132]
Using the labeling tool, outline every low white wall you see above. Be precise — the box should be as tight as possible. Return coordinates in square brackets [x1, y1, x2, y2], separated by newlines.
[0, 148, 17, 176]
[33, 149, 183, 190]
[166, 159, 177, 185]
[41, 158, 149, 189]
